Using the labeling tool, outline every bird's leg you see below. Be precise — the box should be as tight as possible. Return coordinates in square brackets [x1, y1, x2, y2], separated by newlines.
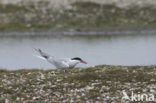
[63, 69, 68, 73]
[63, 69, 66, 73]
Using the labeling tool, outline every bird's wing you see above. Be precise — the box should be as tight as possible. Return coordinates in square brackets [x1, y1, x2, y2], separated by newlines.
[56, 58, 79, 69]
[35, 49, 70, 69]
[56, 58, 71, 62]
[53, 60, 69, 69]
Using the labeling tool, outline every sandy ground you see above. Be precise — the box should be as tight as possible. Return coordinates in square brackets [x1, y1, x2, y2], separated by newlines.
[0, 0, 156, 8]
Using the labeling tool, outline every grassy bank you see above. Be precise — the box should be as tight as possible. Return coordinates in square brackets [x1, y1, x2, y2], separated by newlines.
[0, 2, 156, 31]
[0, 65, 156, 102]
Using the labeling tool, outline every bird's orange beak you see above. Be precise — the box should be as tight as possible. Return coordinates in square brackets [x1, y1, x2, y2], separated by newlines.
[80, 60, 87, 64]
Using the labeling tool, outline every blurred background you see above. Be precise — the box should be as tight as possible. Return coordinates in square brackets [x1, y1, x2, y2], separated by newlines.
[0, 0, 156, 69]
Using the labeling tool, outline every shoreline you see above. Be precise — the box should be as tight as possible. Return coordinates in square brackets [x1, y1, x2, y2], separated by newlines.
[0, 28, 156, 36]
[1, 0, 156, 8]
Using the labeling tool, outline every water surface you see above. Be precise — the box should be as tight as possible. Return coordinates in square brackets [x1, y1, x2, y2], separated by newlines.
[0, 34, 156, 70]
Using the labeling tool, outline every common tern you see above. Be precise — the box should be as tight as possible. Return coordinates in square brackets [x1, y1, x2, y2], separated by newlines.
[35, 48, 87, 69]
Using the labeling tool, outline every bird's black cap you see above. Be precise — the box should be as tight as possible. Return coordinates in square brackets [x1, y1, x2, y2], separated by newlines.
[72, 57, 87, 64]
[71, 57, 82, 61]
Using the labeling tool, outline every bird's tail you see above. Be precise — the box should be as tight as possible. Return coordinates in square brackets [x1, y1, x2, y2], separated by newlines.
[34, 48, 50, 59]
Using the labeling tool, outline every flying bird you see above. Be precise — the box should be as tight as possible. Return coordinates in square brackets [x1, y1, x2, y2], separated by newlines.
[35, 48, 87, 69]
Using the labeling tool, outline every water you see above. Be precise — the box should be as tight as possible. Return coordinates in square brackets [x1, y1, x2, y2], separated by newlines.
[0, 34, 156, 70]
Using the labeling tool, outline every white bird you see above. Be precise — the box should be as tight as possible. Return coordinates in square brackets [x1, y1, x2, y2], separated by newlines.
[35, 48, 87, 69]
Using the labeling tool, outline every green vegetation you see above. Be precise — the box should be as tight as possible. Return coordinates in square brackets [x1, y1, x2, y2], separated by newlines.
[0, 2, 156, 31]
[0, 65, 156, 102]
